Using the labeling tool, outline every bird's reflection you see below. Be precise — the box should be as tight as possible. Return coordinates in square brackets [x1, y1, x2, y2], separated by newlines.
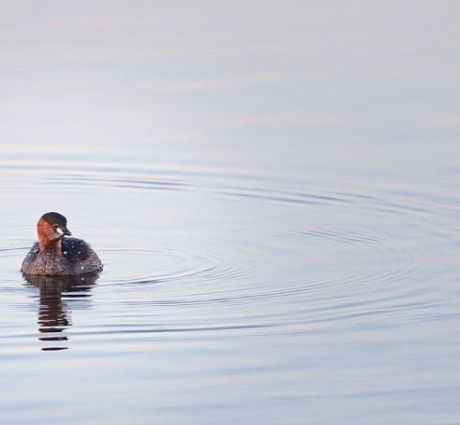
[23, 273, 99, 351]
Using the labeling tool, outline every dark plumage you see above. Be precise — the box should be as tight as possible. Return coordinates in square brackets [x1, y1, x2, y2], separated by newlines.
[21, 212, 103, 276]
[41, 212, 68, 229]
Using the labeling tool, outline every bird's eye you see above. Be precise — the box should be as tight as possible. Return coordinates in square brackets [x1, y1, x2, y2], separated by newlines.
[53, 224, 58, 229]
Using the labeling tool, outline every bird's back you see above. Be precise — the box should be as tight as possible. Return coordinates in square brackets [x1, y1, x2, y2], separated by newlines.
[22, 237, 103, 275]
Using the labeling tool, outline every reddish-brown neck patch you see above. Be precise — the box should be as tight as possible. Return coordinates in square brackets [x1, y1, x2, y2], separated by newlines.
[37, 218, 62, 253]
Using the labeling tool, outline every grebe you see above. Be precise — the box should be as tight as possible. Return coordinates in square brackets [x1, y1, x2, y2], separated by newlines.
[21, 212, 103, 276]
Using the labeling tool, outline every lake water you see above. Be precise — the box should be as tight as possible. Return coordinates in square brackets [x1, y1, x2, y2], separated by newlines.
[1, 2, 460, 424]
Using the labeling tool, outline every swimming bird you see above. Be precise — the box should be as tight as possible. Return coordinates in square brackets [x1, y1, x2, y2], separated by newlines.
[21, 212, 103, 276]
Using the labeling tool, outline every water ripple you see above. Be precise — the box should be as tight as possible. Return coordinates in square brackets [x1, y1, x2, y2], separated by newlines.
[0, 158, 456, 347]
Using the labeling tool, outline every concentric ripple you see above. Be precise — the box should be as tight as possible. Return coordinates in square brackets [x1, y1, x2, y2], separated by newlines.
[0, 156, 457, 347]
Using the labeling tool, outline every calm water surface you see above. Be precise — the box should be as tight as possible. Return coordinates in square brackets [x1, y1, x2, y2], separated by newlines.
[1, 2, 460, 424]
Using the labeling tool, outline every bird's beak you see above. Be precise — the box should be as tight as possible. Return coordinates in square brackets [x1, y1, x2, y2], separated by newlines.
[56, 227, 72, 237]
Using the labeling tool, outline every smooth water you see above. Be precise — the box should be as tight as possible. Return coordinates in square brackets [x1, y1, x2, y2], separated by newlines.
[1, 2, 460, 424]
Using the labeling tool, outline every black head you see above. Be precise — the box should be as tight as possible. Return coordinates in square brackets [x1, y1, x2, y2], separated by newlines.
[40, 212, 72, 236]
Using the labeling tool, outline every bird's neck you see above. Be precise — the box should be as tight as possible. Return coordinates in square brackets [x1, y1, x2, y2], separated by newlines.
[39, 237, 62, 254]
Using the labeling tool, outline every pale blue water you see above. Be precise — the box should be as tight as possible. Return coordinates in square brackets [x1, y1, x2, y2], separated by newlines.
[1, 2, 460, 424]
